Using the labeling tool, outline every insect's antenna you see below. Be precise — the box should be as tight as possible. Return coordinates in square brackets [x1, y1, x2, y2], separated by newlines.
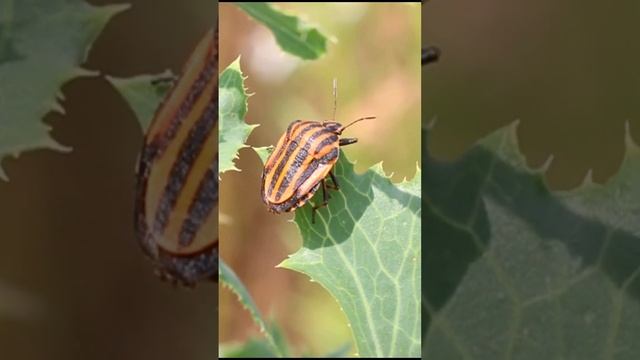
[332, 78, 338, 122]
[338, 116, 376, 134]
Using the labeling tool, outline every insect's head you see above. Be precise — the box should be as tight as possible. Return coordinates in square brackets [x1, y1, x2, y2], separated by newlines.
[322, 121, 343, 133]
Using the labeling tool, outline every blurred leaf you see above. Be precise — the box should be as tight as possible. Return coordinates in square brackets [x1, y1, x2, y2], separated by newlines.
[322, 343, 353, 358]
[0, 0, 128, 180]
[106, 71, 174, 132]
[235, 2, 328, 60]
[220, 338, 277, 358]
[423, 121, 640, 358]
[219, 322, 288, 358]
[219, 57, 258, 174]
[268, 318, 290, 357]
[278, 152, 421, 357]
[299, 342, 352, 358]
[219, 259, 286, 357]
[253, 145, 274, 164]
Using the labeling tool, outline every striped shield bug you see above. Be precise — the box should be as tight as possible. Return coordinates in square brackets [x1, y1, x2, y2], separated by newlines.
[134, 27, 218, 287]
[261, 80, 375, 223]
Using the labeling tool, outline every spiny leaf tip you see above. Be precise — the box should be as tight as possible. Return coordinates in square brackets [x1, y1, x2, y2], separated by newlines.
[539, 154, 554, 173]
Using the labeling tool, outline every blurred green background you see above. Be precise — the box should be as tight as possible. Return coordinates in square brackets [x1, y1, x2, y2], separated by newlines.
[218, 2, 420, 356]
[0, 1, 216, 359]
[424, 0, 640, 189]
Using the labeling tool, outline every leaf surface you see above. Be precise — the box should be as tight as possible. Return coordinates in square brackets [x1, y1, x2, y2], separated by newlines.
[423, 121, 640, 359]
[219, 57, 257, 174]
[235, 2, 328, 60]
[0, 0, 128, 179]
[106, 71, 174, 132]
[279, 152, 422, 357]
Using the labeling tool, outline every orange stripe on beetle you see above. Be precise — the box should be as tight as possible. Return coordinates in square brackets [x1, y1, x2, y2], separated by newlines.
[134, 26, 218, 287]
[261, 80, 374, 223]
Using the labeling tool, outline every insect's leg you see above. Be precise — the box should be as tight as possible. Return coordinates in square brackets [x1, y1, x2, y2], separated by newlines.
[311, 179, 330, 224]
[327, 170, 340, 191]
[151, 74, 179, 87]
[339, 138, 358, 147]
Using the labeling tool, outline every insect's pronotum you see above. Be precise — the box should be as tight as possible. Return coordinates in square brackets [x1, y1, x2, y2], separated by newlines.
[134, 26, 218, 287]
[261, 80, 375, 223]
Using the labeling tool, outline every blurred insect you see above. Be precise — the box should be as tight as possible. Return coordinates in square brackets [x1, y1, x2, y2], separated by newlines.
[422, 46, 440, 65]
[261, 79, 375, 223]
[134, 27, 218, 286]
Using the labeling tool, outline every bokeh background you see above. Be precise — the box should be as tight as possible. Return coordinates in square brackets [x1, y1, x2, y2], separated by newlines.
[0, 1, 216, 359]
[425, 0, 640, 188]
[424, 1, 640, 354]
[218, 3, 421, 356]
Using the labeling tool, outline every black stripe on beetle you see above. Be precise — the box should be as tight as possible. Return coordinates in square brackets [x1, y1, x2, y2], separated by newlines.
[178, 155, 219, 248]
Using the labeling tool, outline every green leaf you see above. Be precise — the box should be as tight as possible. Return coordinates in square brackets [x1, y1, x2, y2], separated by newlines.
[219, 57, 258, 174]
[235, 2, 328, 60]
[322, 343, 353, 358]
[278, 152, 421, 357]
[106, 71, 174, 132]
[297, 343, 352, 358]
[219, 338, 278, 358]
[219, 322, 289, 358]
[423, 121, 640, 358]
[253, 145, 274, 165]
[0, 0, 128, 180]
[219, 259, 286, 357]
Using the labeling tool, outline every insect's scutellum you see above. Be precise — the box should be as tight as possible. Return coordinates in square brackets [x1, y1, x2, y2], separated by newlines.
[261, 80, 375, 223]
[134, 26, 219, 287]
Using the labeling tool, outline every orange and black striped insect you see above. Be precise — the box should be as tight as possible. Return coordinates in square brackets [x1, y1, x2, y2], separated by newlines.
[134, 27, 218, 286]
[261, 80, 374, 223]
